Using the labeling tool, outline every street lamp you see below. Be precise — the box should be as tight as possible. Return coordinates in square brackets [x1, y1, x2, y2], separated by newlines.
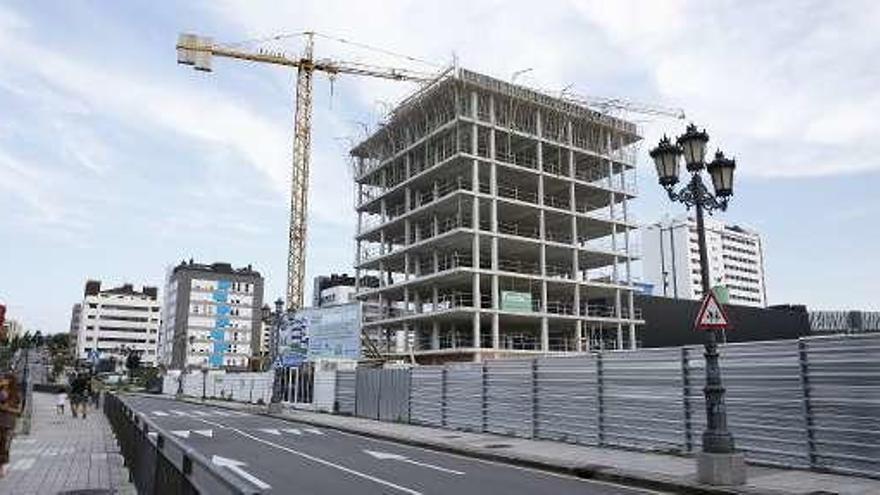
[650, 123, 744, 485]
[200, 364, 208, 401]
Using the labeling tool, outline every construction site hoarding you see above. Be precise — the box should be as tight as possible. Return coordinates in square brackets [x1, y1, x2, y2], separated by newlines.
[277, 302, 362, 365]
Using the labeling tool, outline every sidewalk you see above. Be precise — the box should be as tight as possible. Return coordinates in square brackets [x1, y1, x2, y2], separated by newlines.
[170, 395, 879, 495]
[0, 392, 135, 495]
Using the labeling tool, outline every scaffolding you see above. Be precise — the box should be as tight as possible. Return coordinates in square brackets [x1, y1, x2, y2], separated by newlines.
[352, 68, 644, 362]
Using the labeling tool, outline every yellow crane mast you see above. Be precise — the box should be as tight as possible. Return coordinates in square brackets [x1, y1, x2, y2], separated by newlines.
[176, 32, 435, 312]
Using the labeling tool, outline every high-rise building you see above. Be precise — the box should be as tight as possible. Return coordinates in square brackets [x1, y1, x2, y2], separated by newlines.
[68, 303, 82, 356]
[159, 260, 264, 370]
[352, 68, 643, 361]
[641, 215, 767, 307]
[74, 281, 161, 367]
[1, 318, 24, 342]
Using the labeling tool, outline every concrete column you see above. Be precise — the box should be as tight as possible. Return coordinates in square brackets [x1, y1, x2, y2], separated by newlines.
[471, 127, 482, 348]
[541, 317, 549, 352]
[431, 320, 440, 350]
[575, 320, 584, 352]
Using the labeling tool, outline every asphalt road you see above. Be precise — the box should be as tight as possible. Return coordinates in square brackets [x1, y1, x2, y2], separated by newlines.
[123, 395, 665, 495]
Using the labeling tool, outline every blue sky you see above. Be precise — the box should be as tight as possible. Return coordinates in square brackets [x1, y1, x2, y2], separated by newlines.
[1, 0, 877, 333]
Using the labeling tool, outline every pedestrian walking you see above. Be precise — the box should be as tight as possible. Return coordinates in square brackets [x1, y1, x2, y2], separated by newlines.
[90, 375, 102, 409]
[69, 372, 89, 419]
[55, 388, 67, 415]
[0, 373, 23, 478]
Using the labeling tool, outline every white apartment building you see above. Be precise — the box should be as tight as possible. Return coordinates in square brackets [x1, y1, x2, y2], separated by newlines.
[74, 281, 161, 367]
[159, 260, 264, 370]
[641, 215, 767, 307]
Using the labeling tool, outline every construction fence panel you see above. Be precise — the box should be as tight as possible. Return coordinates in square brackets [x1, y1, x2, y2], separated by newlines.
[409, 366, 444, 427]
[485, 359, 534, 438]
[805, 335, 880, 477]
[378, 369, 412, 422]
[444, 363, 484, 432]
[535, 355, 599, 445]
[603, 348, 686, 452]
[355, 368, 382, 420]
[687, 340, 810, 468]
[313, 369, 337, 413]
[335, 370, 356, 415]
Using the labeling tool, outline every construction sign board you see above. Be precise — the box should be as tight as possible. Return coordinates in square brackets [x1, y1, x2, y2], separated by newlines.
[695, 291, 731, 330]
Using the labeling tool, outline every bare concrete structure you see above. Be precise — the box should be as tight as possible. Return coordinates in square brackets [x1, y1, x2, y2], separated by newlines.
[352, 68, 643, 362]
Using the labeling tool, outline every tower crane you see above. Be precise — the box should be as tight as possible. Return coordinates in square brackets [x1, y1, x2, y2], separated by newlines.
[176, 32, 436, 312]
[175, 30, 684, 323]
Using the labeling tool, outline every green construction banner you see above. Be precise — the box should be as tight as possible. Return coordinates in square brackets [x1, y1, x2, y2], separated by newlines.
[501, 291, 533, 312]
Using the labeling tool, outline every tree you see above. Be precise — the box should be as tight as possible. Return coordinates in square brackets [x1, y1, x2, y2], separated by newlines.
[125, 351, 142, 383]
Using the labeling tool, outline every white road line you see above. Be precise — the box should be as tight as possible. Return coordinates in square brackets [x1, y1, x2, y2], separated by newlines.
[283, 428, 302, 435]
[305, 428, 324, 435]
[171, 430, 191, 439]
[192, 418, 422, 495]
[153, 411, 170, 417]
[331, 428, 666, 495]
[364, 450, 465, 475]
[171, 410, 191, 417]
[9, 458, 35, 471]
[259, 428, 281, 436]
[194, 429, 214, 438]
[212, 455, 271, 490]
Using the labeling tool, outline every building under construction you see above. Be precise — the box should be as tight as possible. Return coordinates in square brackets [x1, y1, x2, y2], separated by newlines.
[352, 68, 643, 363]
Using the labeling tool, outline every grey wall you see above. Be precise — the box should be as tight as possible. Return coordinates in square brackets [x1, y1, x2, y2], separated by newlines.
[636, 294, 809, 348]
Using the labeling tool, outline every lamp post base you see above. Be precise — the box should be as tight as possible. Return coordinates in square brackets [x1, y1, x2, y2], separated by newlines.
[697, 452, 746, 486]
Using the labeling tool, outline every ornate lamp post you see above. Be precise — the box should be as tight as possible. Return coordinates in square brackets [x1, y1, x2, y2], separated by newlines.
[650, 124, 745, 485]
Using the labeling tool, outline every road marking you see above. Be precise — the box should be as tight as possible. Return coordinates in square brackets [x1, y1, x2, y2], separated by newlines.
[213, 411, 232, 417]
[152, 411, 170, 417]
[305, 428, 324, 435]
[193, 429, 214, 438]
[364, 450, 465, 475]
[283, 428, 302, 435]
[9, 458, 35, 471]
[212, 455, 271, 490]
[192, 418, 422, 495]
[192, 411, 213, 417]
[171, 410, 191, 417]
[259, 428, 281, 436]
[171, 430, 191, 439]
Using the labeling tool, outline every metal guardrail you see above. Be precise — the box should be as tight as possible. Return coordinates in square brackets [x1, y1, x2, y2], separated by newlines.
[341, 334, 880, 479]
[104, 393, 263, 495]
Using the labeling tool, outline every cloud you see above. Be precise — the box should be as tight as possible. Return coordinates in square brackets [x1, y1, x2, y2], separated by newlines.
[206, 0, 880, 178]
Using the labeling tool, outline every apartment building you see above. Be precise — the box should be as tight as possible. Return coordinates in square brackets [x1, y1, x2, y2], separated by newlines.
[641, 215, 767, 307]
[352, 68, 643, 362]
[159, 260, 264, 370]
[74, 281, 161, 366]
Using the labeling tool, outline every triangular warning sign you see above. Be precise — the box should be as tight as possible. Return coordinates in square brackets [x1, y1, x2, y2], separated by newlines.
[695, 291, 730, 330]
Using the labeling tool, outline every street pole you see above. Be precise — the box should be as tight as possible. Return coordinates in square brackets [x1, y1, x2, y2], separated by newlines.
[692, 175, 735, 454]
[650, 125, 744, 485]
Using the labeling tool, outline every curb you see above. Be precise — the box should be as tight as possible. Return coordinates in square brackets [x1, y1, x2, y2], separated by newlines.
[141, 394, 780, 495]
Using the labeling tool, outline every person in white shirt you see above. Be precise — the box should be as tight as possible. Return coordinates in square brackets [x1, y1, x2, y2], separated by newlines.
[56, 390, 67, 415]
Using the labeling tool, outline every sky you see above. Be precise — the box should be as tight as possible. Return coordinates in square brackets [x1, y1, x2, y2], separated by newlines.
[0, 0, 878, 334]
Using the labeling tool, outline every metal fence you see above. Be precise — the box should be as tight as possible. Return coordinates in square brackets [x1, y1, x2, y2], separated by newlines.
[338, 334, 880, 479]
[104, 393, 263, 494]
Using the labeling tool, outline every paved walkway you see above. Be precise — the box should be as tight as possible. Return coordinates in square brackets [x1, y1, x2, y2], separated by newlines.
[0, 392, 135, 495]
[171, 395, 880, 495]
